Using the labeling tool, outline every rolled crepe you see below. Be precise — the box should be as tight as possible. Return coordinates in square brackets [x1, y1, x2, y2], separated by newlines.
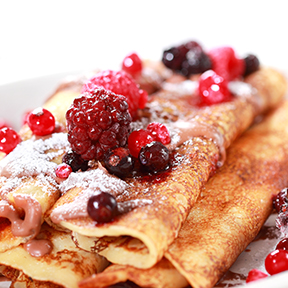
[79, 100, 288, 288]
[0, 223, 108, 288]
[48, 66, 287, 269]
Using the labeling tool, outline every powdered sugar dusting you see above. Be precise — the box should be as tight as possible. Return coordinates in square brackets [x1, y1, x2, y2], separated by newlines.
[51, 168, 129, 223]
[0, 133, 69, 197]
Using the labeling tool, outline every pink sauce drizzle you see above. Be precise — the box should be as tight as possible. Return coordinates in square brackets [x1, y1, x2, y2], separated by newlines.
[0, 195, 42, 237]
[23, 239, 53, 257]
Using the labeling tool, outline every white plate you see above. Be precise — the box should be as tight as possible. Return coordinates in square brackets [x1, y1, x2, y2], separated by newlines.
[0, 75, 287, 288]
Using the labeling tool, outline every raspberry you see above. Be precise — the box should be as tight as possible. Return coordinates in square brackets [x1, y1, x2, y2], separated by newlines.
[198, 70, 232, 105]
[122, 52, 142, 76]
[128, 129, 154, 158]
[81, 70, 147, 119]
[66, 88, 132, 161]
[0, 127, 21, 154]
[146, 122, 171, 145]
[27, 107, 55, 136]
[208, 46, 244, 81]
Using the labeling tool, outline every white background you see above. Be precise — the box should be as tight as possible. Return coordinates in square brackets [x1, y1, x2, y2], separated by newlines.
[0, 0, 287, 85]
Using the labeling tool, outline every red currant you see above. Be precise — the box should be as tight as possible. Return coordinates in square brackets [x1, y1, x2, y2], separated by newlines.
[246, 269, 268, 283]
[55, 163, 72, 179]
[27, 108, 55, 136]
[198, 70, 232, 105]
[276, 238, 288, 251]
[87, 192, 118, 223]
[265, 249, 288, 275]
[122, 52, 142, 75]
[0, 127, 21, 154]
[128, 129, 154, 158]
[147, 122, 171, 145]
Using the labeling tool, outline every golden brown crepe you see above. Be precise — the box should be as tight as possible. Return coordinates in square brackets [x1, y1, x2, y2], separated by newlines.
[48, 66, 287, 270]
[79, 100, 288, 288]
[0, 224, 108, 288]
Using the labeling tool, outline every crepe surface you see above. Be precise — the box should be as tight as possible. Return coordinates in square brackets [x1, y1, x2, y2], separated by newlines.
[79, 99, 288, 288]
[48, 66, 287, 270]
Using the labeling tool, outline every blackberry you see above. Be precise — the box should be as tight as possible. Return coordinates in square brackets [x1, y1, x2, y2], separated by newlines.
[243, 54, 260, 76]
[62, 150, 89, 172]
[66, 88, 132, 161]
[162, 40, 211, 76]
[139, 141, 170, 173]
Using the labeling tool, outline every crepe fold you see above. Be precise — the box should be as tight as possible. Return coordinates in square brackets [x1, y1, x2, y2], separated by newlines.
[48, 67, 287, 270]
[79, 100, 288, 288]
[0, 224, 108, 288]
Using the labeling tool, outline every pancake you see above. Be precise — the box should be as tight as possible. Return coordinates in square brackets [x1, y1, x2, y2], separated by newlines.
[78, 99, 288, 288]
[47, 66, 287, 270]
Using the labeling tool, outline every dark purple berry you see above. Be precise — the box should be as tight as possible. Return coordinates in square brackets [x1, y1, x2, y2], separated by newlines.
[104, 147, 134, 178]
[243, 54, 260, 76]
[277, 238, 288, 251]
[62, 150, 89, 172]
[139, 141, 170, 173]
[273, 188, 288, 213]
[87, 192, 118, 223]
[109, 282, 140, 288]
[162, 41, 211, 77]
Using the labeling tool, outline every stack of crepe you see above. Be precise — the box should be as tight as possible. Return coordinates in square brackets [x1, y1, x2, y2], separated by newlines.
[0, 60, 286, 288]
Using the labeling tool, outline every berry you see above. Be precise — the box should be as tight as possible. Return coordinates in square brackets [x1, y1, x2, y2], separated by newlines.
[139, 141, 170, 173]
[208, 46, 244, 81]
[55, 163, 72, 179]
[104, 147, 134, 178]
[198, 70, 232, 105]
[146, 122, 171, 145]
[62, 150, 89, 172]
[277, 238, 288, 251]
[122, 52, 142, 75]
[128, 129, 154, 158]
[244, 54, 260, 76]
[273, 188, 288, 213]
[27, 107, 55, 136]
[246, 269, 268, 283]
[0, 127, 21, 154]
[81, 70, 147, 119]
[87, 192, 118, 223]
[66, 88, 132, 161]
[162, 41, 211, 76]
[265, 249, 288, 275]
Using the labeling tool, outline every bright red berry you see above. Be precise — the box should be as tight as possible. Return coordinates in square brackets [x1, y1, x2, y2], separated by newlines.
[66, 88, 132, 161]
[0, 127, 21, 154]
[147, 122, 171, 145]
[128, 129, 154, 158]
[198, 70, 232, 105]
[265, 249, 288, 275]
[55, 163, 72, 179]
[81, 70, 147, 119]
[122, 52, 143, 75]
[27, 108, 55, 136]
[246, 269, 268, 283]
[208, 46, 245, 81]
